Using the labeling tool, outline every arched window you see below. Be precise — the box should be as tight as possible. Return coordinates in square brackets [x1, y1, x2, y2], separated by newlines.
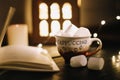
[50, 3, 60, 19]
[39, 20, 48, 36]
[32, 0, 80, 45]
[50, 20, 60, 36]
[39, 3, 48, 19]
[39, 3, 49, 37]
[62, 2, 72, 19]
[50, 3, 60, 36]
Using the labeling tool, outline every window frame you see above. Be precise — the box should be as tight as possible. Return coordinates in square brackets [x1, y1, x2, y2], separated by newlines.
[32, 0, 80, 45]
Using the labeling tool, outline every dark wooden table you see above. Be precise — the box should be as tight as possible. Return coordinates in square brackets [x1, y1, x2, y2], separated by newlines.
[0, 46, 120, 80]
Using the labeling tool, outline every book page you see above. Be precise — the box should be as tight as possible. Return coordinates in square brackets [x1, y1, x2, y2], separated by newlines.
[0, 45, 60, 72]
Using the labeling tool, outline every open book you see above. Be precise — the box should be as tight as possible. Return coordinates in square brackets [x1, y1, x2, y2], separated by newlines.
[0, 45, 60, 72]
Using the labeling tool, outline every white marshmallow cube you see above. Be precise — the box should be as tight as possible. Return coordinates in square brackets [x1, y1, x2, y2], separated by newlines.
[74, 27, 91, 37]
[55, 30, 63, 36]
[70, 55, 87, 67]
[63, 24, 79, 37]
[55, 30, 71, 37]
[87, 57, 104, 70]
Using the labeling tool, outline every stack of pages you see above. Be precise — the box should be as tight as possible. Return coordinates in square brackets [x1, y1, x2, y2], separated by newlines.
[0, 45, 60, 72]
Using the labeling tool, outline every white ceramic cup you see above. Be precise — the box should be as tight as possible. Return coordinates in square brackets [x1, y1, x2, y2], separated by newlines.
[55, 36, 102, 64]
[7, 24, 28, 46]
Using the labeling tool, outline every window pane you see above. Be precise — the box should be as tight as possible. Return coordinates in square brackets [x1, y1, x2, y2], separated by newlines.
[62, 2, 72, 19]
[39, 3, 48, 19]
[39, 20, 49, 36]
[63, 20, 71, 30]
[50, 3, 60, 19]
[50, 20, 60, 36]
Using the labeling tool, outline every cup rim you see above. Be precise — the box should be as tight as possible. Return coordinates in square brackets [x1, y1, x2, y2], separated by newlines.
[55, 35, 91, 39]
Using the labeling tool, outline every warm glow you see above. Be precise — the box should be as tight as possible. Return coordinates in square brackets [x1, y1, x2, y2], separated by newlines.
[116, 16, 120, 20]
[50, 21, 60, 36]
[63, 20, 71, 30]
[101, 20, 106, 25]
[93, 33, 98, 38]
[39, 20, 49, 36]
[62, 2, 72, 19]
[37, 43, 43, 48]
[77, 0, 81, 7]
[112, 56, 116, 63]
[38, 2, 73, 37]
[50, 3, 60, 19]
[113, 56, 120, 67]
[39, 3, 48, 19]
[119, 51, 120, 55]
[112, 52, 120, 68]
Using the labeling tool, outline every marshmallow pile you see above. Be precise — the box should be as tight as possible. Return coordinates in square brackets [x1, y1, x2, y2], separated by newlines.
[56, 24, 91, 37]
[70, 55, 104, 70]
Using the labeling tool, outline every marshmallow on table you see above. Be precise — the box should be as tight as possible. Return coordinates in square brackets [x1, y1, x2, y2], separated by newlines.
[62, 24, 79, 37]
[87, 57, 104, 70]
[70, 55, 87, 68]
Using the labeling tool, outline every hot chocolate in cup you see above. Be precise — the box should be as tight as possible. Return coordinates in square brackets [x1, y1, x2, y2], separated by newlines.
[55, 26, 102, 64]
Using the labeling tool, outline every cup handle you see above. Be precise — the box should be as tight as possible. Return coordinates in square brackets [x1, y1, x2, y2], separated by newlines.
[85, 38, 102, 56]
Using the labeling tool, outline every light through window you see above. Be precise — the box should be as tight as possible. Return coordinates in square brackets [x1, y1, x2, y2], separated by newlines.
[39, 20, 49, 36]
[33, 0, 80, 44]
[62, 2, 72, 19]
[39, 3, 48, 19]
[38, 2, 72, 37]
[50, 3, 60, 19]
[50, 20, 60, 36]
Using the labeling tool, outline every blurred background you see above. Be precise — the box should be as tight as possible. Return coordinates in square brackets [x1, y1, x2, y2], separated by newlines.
[1, 0, 120, 47]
